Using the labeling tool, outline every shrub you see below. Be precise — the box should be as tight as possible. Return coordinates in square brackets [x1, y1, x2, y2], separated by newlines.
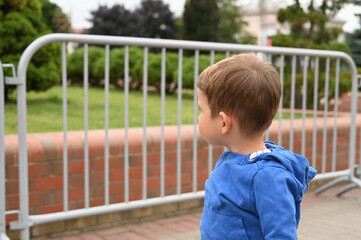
[174, 53, 226, 88]
[67, 46, 105, 85]
[92, 46, 144, 85]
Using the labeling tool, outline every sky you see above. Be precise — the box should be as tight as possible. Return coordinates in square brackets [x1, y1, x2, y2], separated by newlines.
[50, 0, 361, 33]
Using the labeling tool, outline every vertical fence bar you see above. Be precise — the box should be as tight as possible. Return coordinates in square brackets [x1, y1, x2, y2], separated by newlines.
[265, 129, 269, 141]
[322, 58, 330, 174]
[160, 48, 166, 197]
[124, 46, 129, 202]
[17, 58, 30, 240]
[312, 57, 319, 168]
[265, 52, 270, 142]
[142, 47, 148, 199]
[278, 55, 284, 145]
[347, 57, 359, 180]
[289, 56, 296, 152]
[301, 56, 309, 156]
[208, 51, 214, 176]
[0, 62, 8, 239]
[226, 51, 230, 58]
[61, 42, 68, 211]
[332, 58, 340, 172]
[177, 49, 183, 195]
[83, 44, 89, 208]
[104, 45, 110, 205]
[193, 50, 199, 192]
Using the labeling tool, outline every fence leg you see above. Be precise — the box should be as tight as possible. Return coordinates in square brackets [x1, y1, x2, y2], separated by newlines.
[336, 177, 361, 197]
[314, 176, 349, 195]
[0, 233, 10, 240]
[0, 62, 11, 240]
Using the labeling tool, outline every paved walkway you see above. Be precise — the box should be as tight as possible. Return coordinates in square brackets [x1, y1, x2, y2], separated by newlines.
[53, 183, 361, 240]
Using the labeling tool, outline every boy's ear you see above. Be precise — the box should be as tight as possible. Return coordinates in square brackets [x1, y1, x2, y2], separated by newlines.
[219, 111, 232, 134]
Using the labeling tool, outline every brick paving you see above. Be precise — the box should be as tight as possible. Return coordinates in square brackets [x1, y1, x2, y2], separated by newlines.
[52, 183, 361, 240]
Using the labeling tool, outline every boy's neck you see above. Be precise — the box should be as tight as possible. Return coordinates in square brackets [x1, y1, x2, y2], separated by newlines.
[225, 132, 266, 155]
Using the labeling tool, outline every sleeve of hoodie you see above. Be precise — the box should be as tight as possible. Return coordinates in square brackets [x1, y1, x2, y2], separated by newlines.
[252, 167, 299, 240]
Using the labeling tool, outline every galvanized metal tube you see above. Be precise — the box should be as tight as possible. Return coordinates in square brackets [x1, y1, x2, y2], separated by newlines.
[332, 59, 340, 172]
[18, 34, 357, 66]
[83, 44, 89, 209]
[177, 49, 183, 195]
[104, 45, 110, 205]
[265, 52, 272, 142]
[28, 191, 206, 226]
[160, 48, 166, 197]
[348, 54, 359, 179]
[193, 50, 199, 192]
[301, 56, 309, 156]
[124, 46, 129, 202]
[61, 42, 68, 211]
[142, 47, 148, 199]
[322, 58, 330, 174]
[226, 51, 230, 58]
[17, 44, 31, 240]
[0, 62, 7, 237]
[278, 55, 284, 145]
[312, 57, 320, 168]
[208, 51, 214, 176]
[265, 129, 269, 141]
[290, 56, 296, 152]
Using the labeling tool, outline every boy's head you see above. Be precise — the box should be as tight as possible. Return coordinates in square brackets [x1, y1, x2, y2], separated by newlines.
[197, 53, 281, 137]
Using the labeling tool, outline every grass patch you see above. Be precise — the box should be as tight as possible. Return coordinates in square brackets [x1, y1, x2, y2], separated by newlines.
[4, 85, 303, 134]
[5, 86, 198, 134]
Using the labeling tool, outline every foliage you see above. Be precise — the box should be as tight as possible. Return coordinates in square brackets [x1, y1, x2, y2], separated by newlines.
[183, 0, 220, 42]
[347, 0, 361, 66]
[66, 46, 231, 90]
[67, 46, 105, 85]
[88, 4, 140, 36]
[217, 0, 257, 44]
[134, 0, 176, 39]
[132, 51, 178, 86]
[88, 1, 176, 39]
[173, 53, 226, 88]
[40, 0, 71, 33]
[273, 0, 349, 49]
[0, 0, 63, 100]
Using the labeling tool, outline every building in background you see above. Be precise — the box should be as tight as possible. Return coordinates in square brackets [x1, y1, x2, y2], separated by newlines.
[242, 0, 346, 46]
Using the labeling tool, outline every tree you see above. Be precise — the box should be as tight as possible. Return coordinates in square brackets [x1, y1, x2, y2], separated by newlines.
[135, 0, 176, 39]
[88, 4, 140, 36]
[183, 0, 220, 42]
[217, 0, 256, 44]
[88, 1, 176, 39]
[40, 0, 71, 33]
[273, 0, 349, 50]
[0, 0, 61, 101]
[347, 0, 361, 66]
[276, 1, 308, 42]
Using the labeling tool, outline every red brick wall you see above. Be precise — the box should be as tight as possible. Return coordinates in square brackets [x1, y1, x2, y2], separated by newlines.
[4, 115, 361, 224]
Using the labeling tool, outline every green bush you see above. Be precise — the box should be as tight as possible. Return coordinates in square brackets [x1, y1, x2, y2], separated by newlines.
[174, 53, 226, 88]
[92, 46, 144, 85]
[67, 46, 105, 85]
[278, 57, 352, 109]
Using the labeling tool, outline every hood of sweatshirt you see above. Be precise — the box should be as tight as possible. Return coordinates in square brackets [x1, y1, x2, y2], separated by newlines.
[254, 141, 317, 197]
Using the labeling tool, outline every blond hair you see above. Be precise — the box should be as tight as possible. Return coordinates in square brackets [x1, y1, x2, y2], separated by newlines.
[197, 53, 281, 136]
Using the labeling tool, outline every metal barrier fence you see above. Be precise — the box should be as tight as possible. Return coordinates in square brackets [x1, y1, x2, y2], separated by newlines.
[0, 33, 360, 240]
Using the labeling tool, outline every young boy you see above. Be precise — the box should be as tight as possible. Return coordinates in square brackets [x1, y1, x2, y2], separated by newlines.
[197, 53, 316, 239]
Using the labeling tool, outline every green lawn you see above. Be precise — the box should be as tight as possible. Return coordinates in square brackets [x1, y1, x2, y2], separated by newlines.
[4, 86, 198, 134]
[4, 85, 299, 135]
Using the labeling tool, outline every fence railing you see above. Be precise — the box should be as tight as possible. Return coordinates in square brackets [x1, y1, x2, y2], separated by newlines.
[1, 33, 360, 240]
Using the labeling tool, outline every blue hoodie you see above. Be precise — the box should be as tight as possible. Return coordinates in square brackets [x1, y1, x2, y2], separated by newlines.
[200, 141, 317, 240]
